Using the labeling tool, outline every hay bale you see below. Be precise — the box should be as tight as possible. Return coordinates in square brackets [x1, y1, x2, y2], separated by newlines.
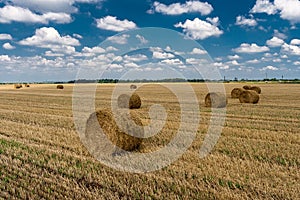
[24, 83, 30, 88]
[130, 84, 137, 89]
[239, 90, 259, 104]
[117, 93, 141, 109]
[14, 84, 22, 89]
[231, 88, 245, 98]
[57, 85, 64, 89]
[86, 109, 143, 151]
[249, 86, 261, 94]
[243, 85, 251, 90]
[205, 92, 227, 108]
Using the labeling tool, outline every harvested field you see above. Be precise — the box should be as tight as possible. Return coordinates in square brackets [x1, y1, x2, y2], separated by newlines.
[0, 83, 299, 199]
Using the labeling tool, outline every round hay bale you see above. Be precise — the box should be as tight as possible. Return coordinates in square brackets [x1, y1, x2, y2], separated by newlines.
[24, 84, 30, 88]
[86, 109, 143, 151]
[249, 86, 261, 94]
[231, 88, 245, 98]
[130, 84, 137, 89]
[239, 90, 259, 104]
[205, 92, 227, 108]
[117, 93, 141, 109]
[57, 85, 64, 89]
[14, 84, 22, 89]
[243, 85, 251, 90]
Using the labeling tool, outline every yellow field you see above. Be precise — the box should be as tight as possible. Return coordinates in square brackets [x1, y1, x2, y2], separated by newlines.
[0, 83, 299, 199]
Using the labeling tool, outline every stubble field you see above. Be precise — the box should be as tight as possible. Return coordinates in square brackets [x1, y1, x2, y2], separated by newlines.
[0, 83, 299, 199]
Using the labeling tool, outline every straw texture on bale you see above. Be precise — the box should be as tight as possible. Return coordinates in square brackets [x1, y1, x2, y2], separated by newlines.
[117, 93, 141, 109]
[243, 85, 252, 90]
[231, 88, 245, 98]
[130, 84, 137, 89]
[14, 84, 22, 89]
[205, 92, 227, 108]
[57, 85, 64, 89]
[250, 86, 261, 94]
[239, 90, 260, 104]
[85, 109, 144, 151]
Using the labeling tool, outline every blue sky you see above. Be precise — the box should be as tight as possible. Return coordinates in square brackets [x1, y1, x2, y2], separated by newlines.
[1, 0, 300, 82]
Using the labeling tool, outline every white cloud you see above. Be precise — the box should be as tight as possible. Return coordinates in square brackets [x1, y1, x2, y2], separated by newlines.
[233, 43, 270, 53]
[191, 48, 207, 55]
[293, 61, 300, 65]
[251, 0, 300, 23]
[136, 34, 148, 44]
[291, 39, 300, 45]
[153, 51, 175, 59]
[246, 59, 260, 64]
[5, 0, 76, 13]
[273, 58, 282, 62]
[227, 54, 241, 60]
[206, 17, 220, 26]
[273, 30, 287, 39]
[251, 0, 278, 15]
[149, 1, 213, 15]
[261, 65, 279, 71]
[266, 36, 285, 47]
[282, 43, 300, 55]
[96, 16, 137, 32]
[107, 34, 130, 45]
[175, 18, 223, 40]
[73, 34, 83, 39]
[3, 42, 15, 50]
[0, 33, 12, 40]
[82, 46, 105, 54]
[0, 5, 72, 24]
[235, 15, 257, 27]
[5, 0, 101, 14]
[213, 62, 229, 69]
[185, 58, 208, 65]
[230, 60, 240, 65]
[274, 0, 300, 23]
[0, 55, 11, 61]
[124, 54, 148, 62]
[19, 27, 80, 54]
[45, 51, 65, 57]
[124, 62, 139, 68]
[160, 58, 183, 66]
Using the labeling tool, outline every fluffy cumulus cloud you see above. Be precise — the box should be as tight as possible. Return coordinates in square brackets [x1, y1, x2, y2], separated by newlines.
[291, 39, 300, 45]
[266, 37, 285, 47]
[0, 55, 11, 61]
[274, 0, 300, 23]
[107, 34, 130, 45]
[3, 42, 15, 50]
[251, 0, 278, 15]
[228, 55, 241, 60]
[153, 51, 175, 59]
[96, 16, 137, 32]
[175, 17, 223, 40]
[282, 41, 300, 55]
[136, 35, 148, 44]
[0, 33, 12, 40]
[261, 65, 279, 71]
[251, 0, 300, 23]
[235, 15, 257, 27]
[0, 5, 71, 24]
[19, 27, 80, 54]
[3, 0, 101, 13]
[191, 48, 207, 55]
[124, 54, 148, 62]
[233, 43, 270, 53]
[149, 1, 213, 15]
